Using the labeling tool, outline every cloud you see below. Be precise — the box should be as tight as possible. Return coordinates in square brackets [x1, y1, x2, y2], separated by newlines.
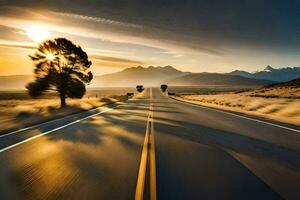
[0, 6, 223, 56]
[90, 54, 144, 67]
[160, 50, 185, 58]
[0, 40, 143, 67]
[0, 41, 36, 50]
[1, 1, 300, 74]
[52, 11, 142, 28]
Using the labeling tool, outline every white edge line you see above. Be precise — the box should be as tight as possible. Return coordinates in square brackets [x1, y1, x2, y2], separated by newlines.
[0, 105, 121, 153]
[0, 106, 115, 138]
[171, 97, 300, 133]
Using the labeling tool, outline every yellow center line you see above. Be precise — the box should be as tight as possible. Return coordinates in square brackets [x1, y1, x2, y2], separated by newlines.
[135, 112, 150, 200]
[149, 102, 157, 200]
[135, 88, 157, 200]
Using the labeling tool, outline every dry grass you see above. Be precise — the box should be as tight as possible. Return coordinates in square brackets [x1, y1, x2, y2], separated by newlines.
[0, 88, 134, 134]
[175, 86, 300, 126]
[237, 86, 300, 99]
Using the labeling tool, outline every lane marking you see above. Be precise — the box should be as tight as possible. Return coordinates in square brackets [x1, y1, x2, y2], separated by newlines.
[170, 97, 300, 133]
[0, 105, 121, 153]
[135, 88, 157, 200]
[135, 110, 151, 200]
[149, 104, 157, 200]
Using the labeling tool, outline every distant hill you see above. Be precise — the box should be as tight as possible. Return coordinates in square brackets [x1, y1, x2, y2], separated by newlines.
[91, 65, 190, 87]
[266, 77, 300, 88]
[240, 77, 300, 99]
[167, 73, 275, 86]
[228, 70, 253, 78]
[2, 65, 296, 90]
[0, 66, 188, 89]
[228, 66, 300, 82]
[0, 75, 33, 90]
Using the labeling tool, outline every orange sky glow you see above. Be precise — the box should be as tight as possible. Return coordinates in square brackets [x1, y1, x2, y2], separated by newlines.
[1, 6, 300, 75]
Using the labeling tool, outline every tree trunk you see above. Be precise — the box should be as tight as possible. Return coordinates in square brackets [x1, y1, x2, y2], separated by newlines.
[60, 92, 66, 108]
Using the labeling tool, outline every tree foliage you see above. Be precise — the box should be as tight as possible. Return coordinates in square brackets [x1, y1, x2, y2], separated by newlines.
[160, 84, 168, 92]
[136, 85, 144, 93]
[27, 38, 92, 107]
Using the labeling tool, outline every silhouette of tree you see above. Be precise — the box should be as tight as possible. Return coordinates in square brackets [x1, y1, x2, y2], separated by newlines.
[136, 85, 144, 93]
[160, 84, 168, 92]
[27, 38, 93, 107]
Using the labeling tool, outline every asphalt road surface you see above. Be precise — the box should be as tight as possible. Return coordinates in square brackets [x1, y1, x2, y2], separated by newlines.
[0, 88, 299, 200]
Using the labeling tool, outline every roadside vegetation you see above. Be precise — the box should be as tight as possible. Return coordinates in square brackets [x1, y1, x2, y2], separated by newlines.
[27, 38, 93, 108]
[160, 84, 168, 92]
[136, 85, 144, 93]
[0, 37, 137, 134]
[173, 83, 300, 126]
[0, 88, 134, 134]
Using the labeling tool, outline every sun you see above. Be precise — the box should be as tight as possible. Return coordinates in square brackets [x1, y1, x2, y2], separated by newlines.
[46, 53, 55, 61]
[26, 25, 50, 43]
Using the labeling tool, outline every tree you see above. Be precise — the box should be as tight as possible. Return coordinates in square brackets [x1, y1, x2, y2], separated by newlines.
[160, 84, 168, 92]
[136, 85, 144, 93]
[27, 38, 93, 107]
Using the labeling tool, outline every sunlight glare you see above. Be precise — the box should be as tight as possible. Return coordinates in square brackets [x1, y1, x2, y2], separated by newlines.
[46, 53, 55, 60]
[26, 25, 50, 43]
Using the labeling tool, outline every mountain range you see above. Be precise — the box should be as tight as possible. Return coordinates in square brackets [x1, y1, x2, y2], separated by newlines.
[0, 65, 299, 90]
[91, 65, 190, 87]
[166, 73, 274, 86]
[266, 76, 300, 88]
[228, 65, 300, 82]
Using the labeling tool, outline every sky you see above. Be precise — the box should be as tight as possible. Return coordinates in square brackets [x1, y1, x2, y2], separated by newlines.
[1, 0, 300, 75]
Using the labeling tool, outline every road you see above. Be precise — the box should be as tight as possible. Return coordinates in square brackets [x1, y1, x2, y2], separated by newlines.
[0, 88, 299, 200]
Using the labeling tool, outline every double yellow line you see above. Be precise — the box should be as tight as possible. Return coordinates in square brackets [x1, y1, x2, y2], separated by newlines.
[135, 88, 157, 200]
